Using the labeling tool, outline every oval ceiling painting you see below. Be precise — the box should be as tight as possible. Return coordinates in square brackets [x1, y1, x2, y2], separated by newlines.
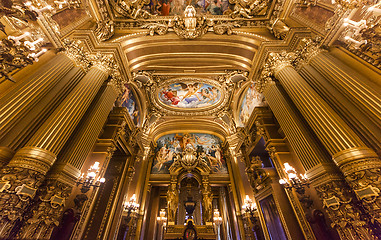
[159, 82, 221, 108]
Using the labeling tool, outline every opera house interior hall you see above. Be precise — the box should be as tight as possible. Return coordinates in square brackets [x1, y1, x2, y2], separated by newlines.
[1, 0, 381, 239]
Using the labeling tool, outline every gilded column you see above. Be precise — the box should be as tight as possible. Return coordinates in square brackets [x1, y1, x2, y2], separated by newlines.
[308, 51, 381, 129]
[295, 41, 381, 156]
[263, 81, 334, 174]
[262, 82, 362, 239]
[0, 55, 114, 239]
[261, 51, 381, 238]
[15, 80, 120, 239]
[0, 67, 85, 167]
[0, 53, 75, 165]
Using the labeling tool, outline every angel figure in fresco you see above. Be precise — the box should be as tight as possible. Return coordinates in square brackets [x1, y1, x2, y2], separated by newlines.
[198, 88, 214, 103]
[162, 88, 181, 105]
[174, 133, 196, 150]
[183, 133, 196, 149]
[170, 138, 181, 152]
[154, 146, 173, 171]
[195, 135, 211, 145]
[179, 83, 203, 103]
[121, 86, 131, 104]
[210, 87, 219, 102]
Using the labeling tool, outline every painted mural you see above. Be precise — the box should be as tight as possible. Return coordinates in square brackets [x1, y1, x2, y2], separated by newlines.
[146, 0, 234, 16]
[239, 83, 264, 126]
[159, 82, 221, 108]
[151, 133, 228, 174]
[121, 84, 140, 126]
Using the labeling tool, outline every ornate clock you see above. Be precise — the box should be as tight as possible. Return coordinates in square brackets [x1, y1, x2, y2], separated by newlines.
[184, 228, 196, 240]
[183, 221, 197, 240]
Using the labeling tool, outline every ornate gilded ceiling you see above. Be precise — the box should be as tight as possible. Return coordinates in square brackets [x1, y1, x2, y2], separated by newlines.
[52, 0, 344, 142]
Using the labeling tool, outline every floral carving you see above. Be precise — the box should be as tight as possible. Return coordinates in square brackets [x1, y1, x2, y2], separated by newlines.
[315, 180, 376, 239]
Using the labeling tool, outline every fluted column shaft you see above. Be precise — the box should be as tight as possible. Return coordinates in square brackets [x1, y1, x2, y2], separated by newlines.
[263, 81, 333, 174]
[51, 82, 119, 184]
[270, 59, 381, 236]
[0, 65, 109, 239]
[263, 81, 369, 239]
[0, 67, 84, 167]
[16, 82, 119, 240]
[0, 54, 75, 165]
[0, 53, 74, 138]
[298, 64, 381, 155]
[309, 51, 381, 129]
[25, 67, 108, 155]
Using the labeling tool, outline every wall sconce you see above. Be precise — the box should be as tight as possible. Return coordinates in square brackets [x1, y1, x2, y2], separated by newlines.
[123, 194, 140, 213]
[242, 195, 257, 213]
[279, 163, 313, 208]
[213, 209, 223, 226]
[157, 209, 168, 227]
[242, 195, 259, 226]
[76, 161, 105, 193]
[279, 163, 309, 195]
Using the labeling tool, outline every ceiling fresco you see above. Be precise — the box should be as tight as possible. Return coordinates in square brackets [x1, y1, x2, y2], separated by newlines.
[151, 133, 228, 174]
[159, 82, 221, 108]
[239, 82, 265, 126]
[120, 83, 141, 126]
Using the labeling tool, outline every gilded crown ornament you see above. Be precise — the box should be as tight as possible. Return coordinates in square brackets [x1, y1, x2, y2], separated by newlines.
[141, 6, 241, 39]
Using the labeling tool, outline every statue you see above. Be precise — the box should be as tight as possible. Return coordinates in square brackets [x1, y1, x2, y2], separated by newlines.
[167, 183, 178, 222]
[269, 19, 290, 40]
[94, 20, 115, 41]
[202, 183, 213, 223]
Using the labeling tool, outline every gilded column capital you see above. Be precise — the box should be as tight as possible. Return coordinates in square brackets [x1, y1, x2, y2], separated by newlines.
[90, 53, 117, 75]
[267, 51, 296, 76]
[257, 52, 295, 93]
[61, 39, 92, 71]
[108, 71, 127, 95]
[294, 38, 324, 69]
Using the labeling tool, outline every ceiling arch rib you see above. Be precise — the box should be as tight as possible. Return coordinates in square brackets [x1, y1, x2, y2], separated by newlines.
[121, 33, 261, 74]
[149, 118, 229, 143]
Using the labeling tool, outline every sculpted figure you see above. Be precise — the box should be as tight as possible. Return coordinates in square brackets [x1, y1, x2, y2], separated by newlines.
[95, 20, 115, 41]
[202, 184, 213, 222]
[167, 183, 179, 222]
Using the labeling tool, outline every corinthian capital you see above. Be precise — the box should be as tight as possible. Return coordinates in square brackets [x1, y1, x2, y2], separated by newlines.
[108, 70, 126, 95]
[256, 51, 295, 93]
[267, 51, 296, 75]
[61, 39, 92, 70]
[294, 37, 323, 67]
[90, 53, 117, 74]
